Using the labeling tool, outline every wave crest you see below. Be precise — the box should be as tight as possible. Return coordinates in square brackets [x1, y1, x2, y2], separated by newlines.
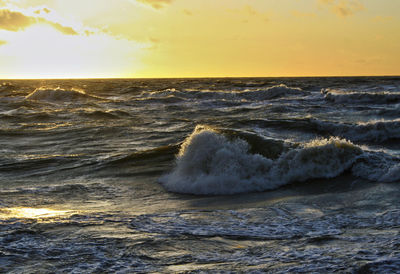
[243, 84, 309, 100]
[323, 89, 400, 104]
[139, 84, 308, 103]
[314, 119, 400, 142]
[25, 87, 101, 102]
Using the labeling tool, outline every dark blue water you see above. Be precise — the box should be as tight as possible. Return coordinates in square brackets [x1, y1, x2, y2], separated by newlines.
[1, 77, 400, 272]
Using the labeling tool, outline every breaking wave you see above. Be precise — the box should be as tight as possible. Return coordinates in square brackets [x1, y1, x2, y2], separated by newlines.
[323, 89, 400, 104]
[160, 126, 358, 195]
[160, 126, 400, 195]
[25, 87, 102, 102]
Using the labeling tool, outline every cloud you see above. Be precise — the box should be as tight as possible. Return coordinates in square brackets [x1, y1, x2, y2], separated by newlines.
[136, 0, 173, 10]
[244, 5, 258, 16]
[318, 0, 365, 17]
[0, 39, 6, 46]
[227, 5, 269, 23]
[0, 9, 78, 35]
[38, 18, 78, 35]
[0, 9, 34, 31]
[292, 10, 316, 18]
[372, 15, 393, 22]
[34, 7, 51, 15]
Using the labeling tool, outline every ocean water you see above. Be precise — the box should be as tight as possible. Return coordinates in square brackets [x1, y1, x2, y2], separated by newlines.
[1, 77, 400, 273]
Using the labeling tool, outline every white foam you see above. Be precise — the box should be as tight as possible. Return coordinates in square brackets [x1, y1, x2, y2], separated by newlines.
[160, 126, 363, 195]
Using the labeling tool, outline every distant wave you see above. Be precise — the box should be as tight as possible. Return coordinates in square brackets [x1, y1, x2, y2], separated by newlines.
[242, 84, 309, 100]
[0, 82, 15, 92]
[240, 117, 400, 143]
[322, 89, 400, 104]
[139, 84, 308, 102]
[25, 87, 103, 102]
[313, 119, 400, 142]
[160, 126, 400, 195]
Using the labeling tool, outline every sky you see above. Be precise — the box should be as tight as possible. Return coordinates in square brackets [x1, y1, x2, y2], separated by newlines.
[0, 0, 399, 78]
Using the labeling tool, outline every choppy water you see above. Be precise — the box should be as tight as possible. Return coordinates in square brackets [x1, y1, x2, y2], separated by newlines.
[1, 77, 400, 273]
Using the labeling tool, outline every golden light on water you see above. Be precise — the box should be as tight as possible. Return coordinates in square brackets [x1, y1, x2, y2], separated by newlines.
[0, 207, 75, 220]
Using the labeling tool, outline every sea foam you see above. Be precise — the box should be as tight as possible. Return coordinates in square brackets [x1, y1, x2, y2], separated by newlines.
[160, 126, 364, 195]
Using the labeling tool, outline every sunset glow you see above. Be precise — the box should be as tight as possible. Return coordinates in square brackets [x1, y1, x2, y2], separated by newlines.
[0, 0, 399, 78]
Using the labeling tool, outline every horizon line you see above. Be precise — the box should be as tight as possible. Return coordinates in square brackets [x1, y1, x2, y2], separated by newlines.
[1, 74, 400, 80]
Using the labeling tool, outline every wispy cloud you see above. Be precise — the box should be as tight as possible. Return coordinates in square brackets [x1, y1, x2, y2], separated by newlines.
[0, 39, 6, 46]
[0, 9, 78, 35]
[318, 0, 365, 17]
[228, 5, 269, 23]
[292, 10, 316, 18]
[372, 15, 393, 22]
[183, 9, 192, 16]
[34, 7, 51, 15]
[136, 0, 173, 10]
[243, 5, 258, 16]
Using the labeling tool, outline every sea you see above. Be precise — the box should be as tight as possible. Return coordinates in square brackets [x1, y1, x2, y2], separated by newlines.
[0, 77, 400, 273]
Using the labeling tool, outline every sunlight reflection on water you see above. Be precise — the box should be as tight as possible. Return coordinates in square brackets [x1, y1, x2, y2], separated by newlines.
[0, 207, 76, 221]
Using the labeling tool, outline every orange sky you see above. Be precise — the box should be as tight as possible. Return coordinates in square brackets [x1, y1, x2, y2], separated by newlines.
[0, 0, 399, 78]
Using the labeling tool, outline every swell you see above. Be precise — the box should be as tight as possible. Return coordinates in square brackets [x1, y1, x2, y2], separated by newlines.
[25, 87, 105, 103]
[0, 154, 92, 178]
[159, 125, 400, 195]
[323, 89, 400, 104]
[313, 119, 400, 142]
[0, 82, 16, 93]
[98, 144, 180, 177]
[137, 84, 309, 103]
[237, 117, 400, 143]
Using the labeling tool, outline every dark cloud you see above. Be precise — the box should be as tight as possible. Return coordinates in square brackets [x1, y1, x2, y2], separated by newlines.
[0, 9, 78, 35]
[137, 0, 173, 10]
